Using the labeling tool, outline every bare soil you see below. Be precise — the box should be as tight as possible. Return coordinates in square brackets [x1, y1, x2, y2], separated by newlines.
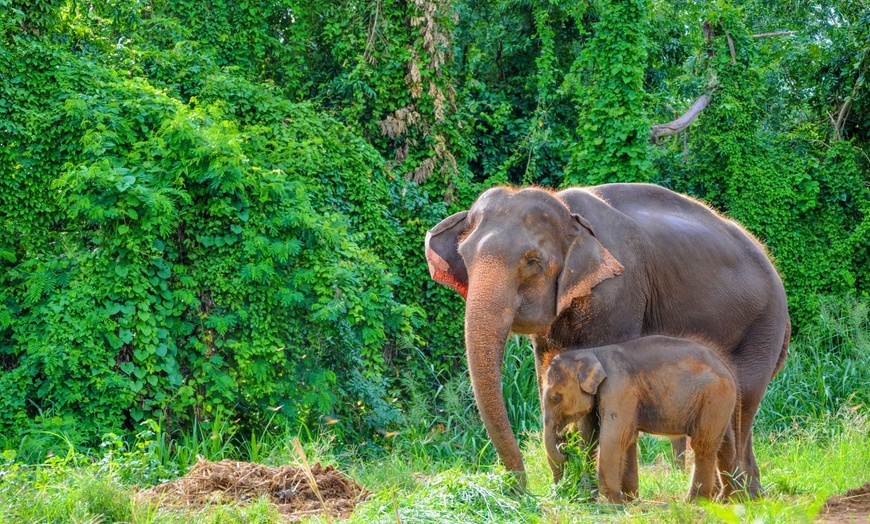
[819, 481, 870, 524]
[137, 458, 369, 521]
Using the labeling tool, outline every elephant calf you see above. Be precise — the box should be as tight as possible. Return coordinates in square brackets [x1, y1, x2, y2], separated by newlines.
[543, 335, 738, 503]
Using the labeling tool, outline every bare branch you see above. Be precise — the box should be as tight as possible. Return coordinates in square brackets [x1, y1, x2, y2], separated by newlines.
[749, 31, 798, 39]
[651, 93, 712, 140]
[834, 98, 853, 140]
[363, 0, 382, 65]
[726, 34, 736, 64]
[827, 110, 841, 141]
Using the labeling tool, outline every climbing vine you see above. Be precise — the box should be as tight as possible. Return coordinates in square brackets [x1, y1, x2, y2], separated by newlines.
[564, 0, 653, 185]
[1, 0, 867, 448]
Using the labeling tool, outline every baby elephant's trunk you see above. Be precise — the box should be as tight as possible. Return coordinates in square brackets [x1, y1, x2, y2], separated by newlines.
[544, 418, 567, 465]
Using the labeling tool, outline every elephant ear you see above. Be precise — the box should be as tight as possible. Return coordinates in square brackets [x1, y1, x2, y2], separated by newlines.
[425, 211, 470, 299]
[578, 357, 606, 395]
[556, 214, 624, 318]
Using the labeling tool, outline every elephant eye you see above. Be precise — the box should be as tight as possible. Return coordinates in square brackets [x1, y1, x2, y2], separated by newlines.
[549, 393, 561, 404]
[525, 255, 541, 268]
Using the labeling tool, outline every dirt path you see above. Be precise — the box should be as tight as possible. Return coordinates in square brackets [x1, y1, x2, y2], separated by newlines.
[819, 481, 870, 524]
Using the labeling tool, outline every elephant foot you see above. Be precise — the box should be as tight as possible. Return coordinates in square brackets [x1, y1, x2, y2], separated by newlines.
[504, 470, 529, 497]
[669, 436, 688, 471]
[746, 475, 764, 500]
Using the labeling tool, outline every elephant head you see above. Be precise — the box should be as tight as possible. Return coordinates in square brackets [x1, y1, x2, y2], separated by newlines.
[542, 351, 606, 465]
[424, 187, 623, 478]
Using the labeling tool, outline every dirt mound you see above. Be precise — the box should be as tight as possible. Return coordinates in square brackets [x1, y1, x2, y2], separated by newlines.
[138, 458, 369, 521]
[819, 481, 870, 524]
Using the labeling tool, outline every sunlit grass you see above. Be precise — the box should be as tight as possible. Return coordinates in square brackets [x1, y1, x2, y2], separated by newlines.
[0, 404, 867, 523]
[346, 410, 867, 524]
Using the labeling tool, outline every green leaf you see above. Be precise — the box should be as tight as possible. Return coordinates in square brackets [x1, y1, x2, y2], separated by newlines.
[116, 175, 136, 192]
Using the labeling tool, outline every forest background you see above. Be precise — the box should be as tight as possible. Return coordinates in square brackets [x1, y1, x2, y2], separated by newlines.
[1, 0, 869, 464]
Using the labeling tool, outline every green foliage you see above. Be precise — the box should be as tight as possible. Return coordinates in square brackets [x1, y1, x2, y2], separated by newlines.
[1, 0, 869, 456]
[0, 4, 426, 445]
[564, 0, 653, 184]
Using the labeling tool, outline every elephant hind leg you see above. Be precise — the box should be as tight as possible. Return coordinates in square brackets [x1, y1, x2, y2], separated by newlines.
[688, 447, 719, 501]
[716, 424, 740, 500]
[731, 318, 788, 499]
[669, 436, 688, 471]
[732, 381, 767, 498]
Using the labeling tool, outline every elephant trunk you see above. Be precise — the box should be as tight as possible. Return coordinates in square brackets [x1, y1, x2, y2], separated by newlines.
[543, 415, 567, 465]
[464, 270, 526, 481]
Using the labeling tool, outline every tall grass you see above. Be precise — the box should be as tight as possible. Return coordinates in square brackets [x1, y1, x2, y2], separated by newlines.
[386, 335, 540, 468]
[757, 296, 870, 433]
[362, 296, 870, 477]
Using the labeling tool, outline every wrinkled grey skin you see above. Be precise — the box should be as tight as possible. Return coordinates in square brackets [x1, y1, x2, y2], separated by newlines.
[424, 183, 790, 495]
[543, 337, 739, 503]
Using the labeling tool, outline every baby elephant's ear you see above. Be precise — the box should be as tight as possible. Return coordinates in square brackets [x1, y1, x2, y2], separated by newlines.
[578, 358, 606, 395]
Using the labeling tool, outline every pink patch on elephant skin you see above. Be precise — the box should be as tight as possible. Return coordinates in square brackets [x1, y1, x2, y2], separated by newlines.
[425, 236, 468, 299]
[557, 247, 624, 315]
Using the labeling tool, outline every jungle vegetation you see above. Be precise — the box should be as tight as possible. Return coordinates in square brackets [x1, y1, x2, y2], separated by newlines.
[1, 0, 868, 465]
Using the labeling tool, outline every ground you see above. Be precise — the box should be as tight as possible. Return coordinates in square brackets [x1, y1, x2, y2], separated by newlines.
[820, 482, 870, 524]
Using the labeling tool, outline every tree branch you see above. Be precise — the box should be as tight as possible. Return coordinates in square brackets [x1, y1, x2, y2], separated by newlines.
[650, 92, 713, 140]
[726, 34, 736, 64]
[834, 97, 853, 140]
[749, 31, 797, 39]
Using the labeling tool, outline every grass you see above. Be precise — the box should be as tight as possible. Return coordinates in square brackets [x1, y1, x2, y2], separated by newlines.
[1, 297, 868, 522]
[2, 411, 866, 523]
[349, 409, 869, 524]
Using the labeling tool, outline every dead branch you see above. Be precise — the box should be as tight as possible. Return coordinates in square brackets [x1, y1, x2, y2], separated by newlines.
[749, 31, 798, 39]
[363, 0, 382, 65]
[726, 34, 736, 64]
[834, 98, 853, 140]
[651, 93, 713, 140]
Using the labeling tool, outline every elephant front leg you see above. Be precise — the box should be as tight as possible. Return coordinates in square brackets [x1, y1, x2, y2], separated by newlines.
[621, 439, 639, 501]
[597, 431, 629, 504]
[572, 411, 601, 498]
[716, 425, 741, 500]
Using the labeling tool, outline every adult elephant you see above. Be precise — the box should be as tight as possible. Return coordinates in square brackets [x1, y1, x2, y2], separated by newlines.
[424, 183, 790, 495]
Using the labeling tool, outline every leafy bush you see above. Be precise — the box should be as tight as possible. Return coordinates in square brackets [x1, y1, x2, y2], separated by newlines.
[1, 0, 868, 452]
[0, 10, 424, 444]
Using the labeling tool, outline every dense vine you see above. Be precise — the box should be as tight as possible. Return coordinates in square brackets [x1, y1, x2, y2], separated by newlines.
[1, 0, 867, 448]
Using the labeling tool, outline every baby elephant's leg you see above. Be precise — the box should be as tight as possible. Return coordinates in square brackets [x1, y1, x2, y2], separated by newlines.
[689, 409, 732, 500]
[669, 436, 687, 471]
[621, 440, 639, 501]
[688, 444, 719, 500]
[597, 427, 631, 503]
[716, 425, 741, 500]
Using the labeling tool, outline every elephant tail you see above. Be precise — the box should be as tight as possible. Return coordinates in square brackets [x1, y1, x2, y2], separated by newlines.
[771, 318, 791, 379]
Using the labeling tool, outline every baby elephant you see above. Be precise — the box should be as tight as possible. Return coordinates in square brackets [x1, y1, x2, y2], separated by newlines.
[543, 335, 737, 503]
